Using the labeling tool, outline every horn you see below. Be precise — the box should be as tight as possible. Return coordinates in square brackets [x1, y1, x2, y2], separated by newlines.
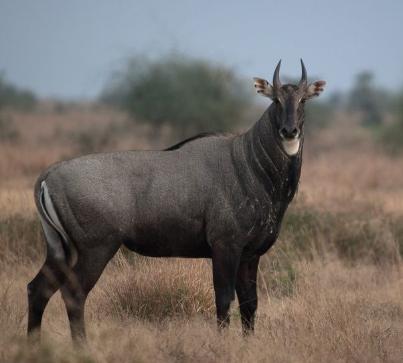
[299, 59, 307, 87]
[273, 60, 282, 89]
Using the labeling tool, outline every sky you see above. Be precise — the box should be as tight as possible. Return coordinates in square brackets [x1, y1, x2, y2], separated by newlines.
[0, 0, 402, 100]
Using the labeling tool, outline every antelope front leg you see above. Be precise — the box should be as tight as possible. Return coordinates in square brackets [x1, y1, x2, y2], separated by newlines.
[211, 242, 242, 328]
[236, 256, 260, 334]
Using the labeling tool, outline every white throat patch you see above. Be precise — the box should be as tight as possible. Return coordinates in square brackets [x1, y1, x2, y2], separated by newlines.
[282, 138, 300, 156]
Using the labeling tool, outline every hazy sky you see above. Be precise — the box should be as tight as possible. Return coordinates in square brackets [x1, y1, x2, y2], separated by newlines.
[1, 0, 402, 99]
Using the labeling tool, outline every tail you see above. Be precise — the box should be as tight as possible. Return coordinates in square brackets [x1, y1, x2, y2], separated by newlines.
[34, 178, 78, 267]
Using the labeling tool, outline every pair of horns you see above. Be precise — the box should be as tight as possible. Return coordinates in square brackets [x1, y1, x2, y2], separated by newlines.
[273, 59, 307, 89]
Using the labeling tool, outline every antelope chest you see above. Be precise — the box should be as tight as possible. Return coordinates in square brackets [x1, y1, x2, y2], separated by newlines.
[235, 196, 286, 242]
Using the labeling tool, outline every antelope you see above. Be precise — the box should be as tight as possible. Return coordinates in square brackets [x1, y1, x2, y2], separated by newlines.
[27, 60, 325, 342]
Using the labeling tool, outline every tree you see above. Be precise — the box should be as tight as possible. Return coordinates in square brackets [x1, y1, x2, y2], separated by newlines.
[348, 71, 382, 126]
[378, 90, 403, 154]
[101, 55, 251, 137]
[0, 72, 37, 111]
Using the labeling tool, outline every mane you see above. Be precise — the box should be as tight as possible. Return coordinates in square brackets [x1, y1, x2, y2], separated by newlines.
[164, 132, 222, 151]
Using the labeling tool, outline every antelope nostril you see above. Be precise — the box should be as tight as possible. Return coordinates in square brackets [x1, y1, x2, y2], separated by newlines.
[280, 127, 299, 139]
[280, 128, 287, 138]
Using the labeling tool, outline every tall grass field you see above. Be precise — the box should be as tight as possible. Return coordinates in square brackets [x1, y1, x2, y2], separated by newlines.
[1, 106, 402, 362]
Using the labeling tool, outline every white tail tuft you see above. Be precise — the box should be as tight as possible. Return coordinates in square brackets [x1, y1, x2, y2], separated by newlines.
[39, 181, 78, 266]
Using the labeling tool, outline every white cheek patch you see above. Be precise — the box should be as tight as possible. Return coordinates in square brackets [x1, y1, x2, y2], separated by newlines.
[282, 139, 300, 156]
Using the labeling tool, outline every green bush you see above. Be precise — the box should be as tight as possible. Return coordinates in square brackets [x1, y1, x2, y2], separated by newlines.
[348, 71, 383, 126]
[378, 122, 403, 155]
[304, 101, 334, 135]
[0, 113, 19, 142]
[0, 73, 37, 111]
[377, 92, 403, 154]
[101, 55, 251, 137]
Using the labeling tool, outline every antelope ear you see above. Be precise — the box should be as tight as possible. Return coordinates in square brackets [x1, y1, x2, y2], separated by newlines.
[306, 80, 326, 99]
[253, 77, 274, 98]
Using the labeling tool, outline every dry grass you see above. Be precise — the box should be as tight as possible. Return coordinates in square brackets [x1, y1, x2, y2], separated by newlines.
[0, 106, 402, 362]
[95, 254, 215, 321]
[2, 257, 402, 363]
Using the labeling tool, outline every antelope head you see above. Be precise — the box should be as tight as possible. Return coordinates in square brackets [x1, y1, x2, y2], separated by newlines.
[253, 60, 326, 156]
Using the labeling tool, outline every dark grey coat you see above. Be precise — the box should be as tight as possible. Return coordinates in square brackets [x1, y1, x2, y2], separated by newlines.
[37, 108, 301, 262]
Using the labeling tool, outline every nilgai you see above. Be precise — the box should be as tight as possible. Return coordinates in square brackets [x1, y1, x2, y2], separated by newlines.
[27, 60, 325, 342]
